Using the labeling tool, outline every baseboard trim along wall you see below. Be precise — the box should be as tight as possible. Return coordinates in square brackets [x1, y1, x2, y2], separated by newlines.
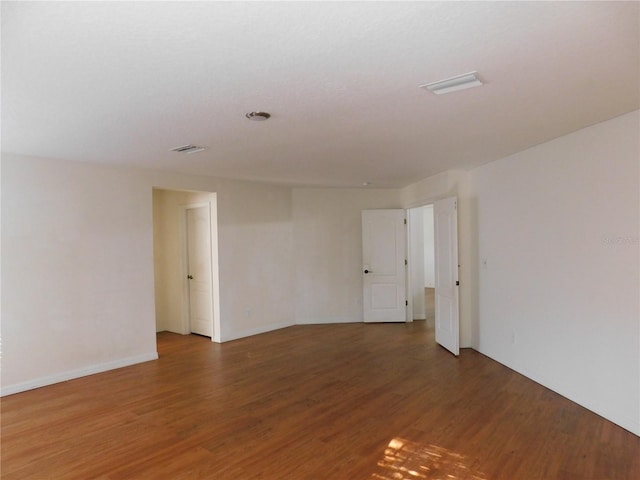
[296, 316, 362, 325]
[221, 321, 295, 343]
[0, 352, 159, 397]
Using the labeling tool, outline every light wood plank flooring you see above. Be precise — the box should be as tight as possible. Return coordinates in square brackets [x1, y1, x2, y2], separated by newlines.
[2, 322, 639, 479]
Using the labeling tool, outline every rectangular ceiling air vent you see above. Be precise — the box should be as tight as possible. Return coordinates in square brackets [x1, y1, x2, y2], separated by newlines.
[169, 144, 207, 154]
[420, 72, 483, 95]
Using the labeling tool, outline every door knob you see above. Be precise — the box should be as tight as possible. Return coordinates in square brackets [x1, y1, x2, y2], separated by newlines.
[187, 275, 193, 279]
[364, 269, 370, 274]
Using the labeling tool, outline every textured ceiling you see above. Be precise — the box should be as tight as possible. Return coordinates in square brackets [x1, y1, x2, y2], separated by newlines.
[2, 1, 639, 187]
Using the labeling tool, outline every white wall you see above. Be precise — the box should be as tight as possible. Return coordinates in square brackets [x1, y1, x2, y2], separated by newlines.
[1, 155, 159, 394]
[147, 177, 294, 343]
[471, 110, 639, 435]
[292, 188, 401, 324]
[292, 178, 473, 333]
[423, 205, 435, 288]
[149, 172, 293, 343]
[1, 154, 294, 394]
[215, 180, 294, 341]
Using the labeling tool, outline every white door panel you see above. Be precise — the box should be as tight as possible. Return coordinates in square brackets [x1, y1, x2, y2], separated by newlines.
[186, 206, 214, 337]
[371, 284, 401, 309]
[434, 197, 459, 355]
[362, 209, 406, 323]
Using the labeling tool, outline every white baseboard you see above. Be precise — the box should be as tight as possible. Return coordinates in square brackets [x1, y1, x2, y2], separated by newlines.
[1, 352, 159, 396]
[220, 321, 294, 343]
[295, 316, 361, 325]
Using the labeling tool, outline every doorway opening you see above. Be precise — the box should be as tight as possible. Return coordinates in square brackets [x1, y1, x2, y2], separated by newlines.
[152, 188, 221, 344]
[407, 205, 435, 326]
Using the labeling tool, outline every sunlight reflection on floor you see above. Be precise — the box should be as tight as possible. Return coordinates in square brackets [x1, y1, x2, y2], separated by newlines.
[370, 437, 489, 480]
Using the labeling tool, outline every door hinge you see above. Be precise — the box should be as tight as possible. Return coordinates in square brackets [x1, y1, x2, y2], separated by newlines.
[404, 218, 407, 225]
[404, 259, 408, 265]
[456, 281, 460, 286]
[405, 300, 408, 306]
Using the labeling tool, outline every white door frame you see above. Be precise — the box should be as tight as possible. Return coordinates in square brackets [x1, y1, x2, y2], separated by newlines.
[180, 198, 221, 342]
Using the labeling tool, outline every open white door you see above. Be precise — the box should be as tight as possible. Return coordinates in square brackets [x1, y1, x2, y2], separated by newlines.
[434, 197, 459, 355]
[362, 209, 406, 323]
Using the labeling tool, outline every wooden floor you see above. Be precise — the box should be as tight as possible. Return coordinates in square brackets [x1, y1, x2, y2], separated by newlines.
[2, 323, 639, 479]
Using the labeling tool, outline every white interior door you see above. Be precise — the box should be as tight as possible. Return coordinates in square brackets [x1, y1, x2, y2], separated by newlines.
[186, 206, 214, 337]
[362, 209, 406, 323]
[434, 197, 459, 355]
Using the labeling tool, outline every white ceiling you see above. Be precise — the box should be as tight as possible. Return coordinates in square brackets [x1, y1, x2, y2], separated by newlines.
[2, 1, 639, 188]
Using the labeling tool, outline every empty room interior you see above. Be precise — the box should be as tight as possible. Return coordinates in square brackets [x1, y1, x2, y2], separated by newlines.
[1, 2, 639, 479]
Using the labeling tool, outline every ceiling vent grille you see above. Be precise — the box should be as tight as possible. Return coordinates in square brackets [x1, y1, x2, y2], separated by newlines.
[169, 144, 207, 154]
[420, 72, 483, 95]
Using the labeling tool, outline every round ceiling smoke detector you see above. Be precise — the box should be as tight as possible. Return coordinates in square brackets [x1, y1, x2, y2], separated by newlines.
[245, 111, 271, 121]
